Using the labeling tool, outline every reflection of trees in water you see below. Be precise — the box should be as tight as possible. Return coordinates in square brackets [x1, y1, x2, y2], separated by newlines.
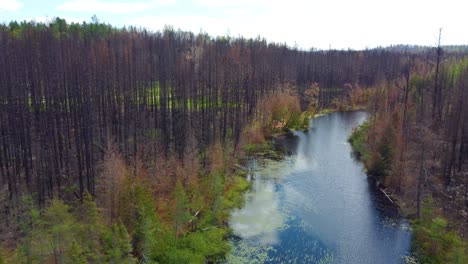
[366, 177, 401, 219]
[273, 133, 301, 156]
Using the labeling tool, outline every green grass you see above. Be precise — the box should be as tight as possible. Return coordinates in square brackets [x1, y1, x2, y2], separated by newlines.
[222, 176, 250, 211]
[22, 82, 243, 113]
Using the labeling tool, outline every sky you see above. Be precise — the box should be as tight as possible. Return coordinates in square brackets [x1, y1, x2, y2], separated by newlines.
[0, 0, 466, 50]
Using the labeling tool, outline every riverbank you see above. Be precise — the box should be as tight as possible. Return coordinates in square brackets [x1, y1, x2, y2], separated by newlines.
[349, 121, 468, 263]
[313, 106, 365, 118]
[227, 111, 412, 263]
[0, 105, 370, 263]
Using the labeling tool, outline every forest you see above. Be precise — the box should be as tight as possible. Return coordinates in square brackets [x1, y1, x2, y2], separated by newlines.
[0, 18, 467, 263]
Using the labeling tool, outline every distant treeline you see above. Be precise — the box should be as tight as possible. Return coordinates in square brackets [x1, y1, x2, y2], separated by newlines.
[0, 18, 429, 204]
[383, 44, 468, 54]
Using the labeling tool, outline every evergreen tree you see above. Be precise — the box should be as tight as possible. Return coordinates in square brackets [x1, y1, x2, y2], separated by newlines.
[174, 181, 190, 237]
[16, 196, 40, 264]
[102, 222, 136, 264]
[36, 200, 76, 263]
[65, 241, 87, 264]
[133, 185, 161, 261]
[74, 192, 103, 262]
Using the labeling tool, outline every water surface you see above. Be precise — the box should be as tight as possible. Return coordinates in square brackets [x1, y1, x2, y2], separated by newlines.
[227, 111, 412, 264]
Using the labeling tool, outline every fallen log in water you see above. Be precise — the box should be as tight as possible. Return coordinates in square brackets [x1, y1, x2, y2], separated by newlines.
[379, 188, 396, 205]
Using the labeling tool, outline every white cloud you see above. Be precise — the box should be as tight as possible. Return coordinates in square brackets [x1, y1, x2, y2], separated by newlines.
[128, 15, 232, 35]
[57, 0, 175, 13]
[125, 0, 468, 49]
[266, 0, 465, 49]
[0, 0, 23, 11]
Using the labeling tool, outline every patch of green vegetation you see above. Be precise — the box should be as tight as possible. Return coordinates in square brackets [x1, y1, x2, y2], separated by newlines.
[285, 112, 310, 130]
[245, 142, 271, 154]
[11, 194, 135, 264]
[349, 120, 394, 180]
[348, 121, 371, 161]
[179, 227, 230, 261]
[5, 172, 251, 264]
[244, 141, 283, 160]
[412, 197, 468, 264]
[350, 105, 366, 111]
[154, 227, 229, 264]
[367, 135, 394, 180]
[314, 108, 335, 117]
[223, 176, 250, 210]
[151, 171, 252, 263]
[23, 80, 241, 114]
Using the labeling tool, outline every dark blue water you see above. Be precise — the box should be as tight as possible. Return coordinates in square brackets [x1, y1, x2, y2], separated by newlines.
[227, 111, 412, 264]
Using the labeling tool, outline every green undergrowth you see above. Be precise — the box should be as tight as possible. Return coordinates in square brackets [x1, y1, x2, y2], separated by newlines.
[5, 194, 136, 264]
[348, 121, 371, 162]
[284, 112, 310, 131]
[412, 198, 468, 264]
[157, 172, 252, 263]
[120, 169, 253, 264]
[244, 141, 283, 160]
[349, 120, 394, 181]
[223, 175, 250, 211]
[2, 173, 252, 264]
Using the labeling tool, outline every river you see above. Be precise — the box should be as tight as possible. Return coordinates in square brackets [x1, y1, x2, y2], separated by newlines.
[226, 111, 412, 264]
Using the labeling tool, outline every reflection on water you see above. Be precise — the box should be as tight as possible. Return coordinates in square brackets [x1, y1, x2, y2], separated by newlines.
[226, 111, 412, 264]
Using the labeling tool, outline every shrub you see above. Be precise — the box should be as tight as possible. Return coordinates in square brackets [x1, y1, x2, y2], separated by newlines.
[349, 121, 371, 162]
[412, 198, 468, 264]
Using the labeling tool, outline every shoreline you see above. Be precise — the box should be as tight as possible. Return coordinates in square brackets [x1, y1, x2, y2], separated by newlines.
[348, 116, 467, 263]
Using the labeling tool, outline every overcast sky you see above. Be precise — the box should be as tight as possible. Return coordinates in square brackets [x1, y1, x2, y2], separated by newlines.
[0, 0, 466, 50]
